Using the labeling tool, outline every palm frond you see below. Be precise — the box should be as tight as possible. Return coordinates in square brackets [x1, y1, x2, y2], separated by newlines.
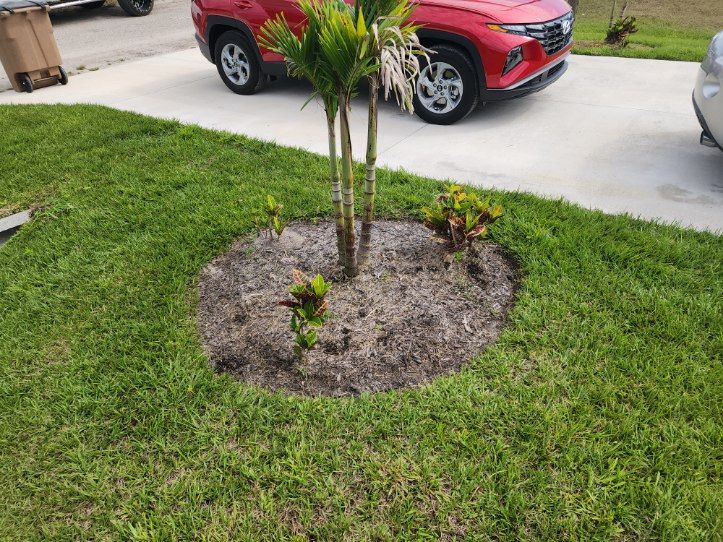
[377, 24, 427, 111]
[360, 0, 429, 113]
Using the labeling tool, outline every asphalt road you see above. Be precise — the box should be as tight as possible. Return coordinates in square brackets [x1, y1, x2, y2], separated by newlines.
[0, 0, 195, 90]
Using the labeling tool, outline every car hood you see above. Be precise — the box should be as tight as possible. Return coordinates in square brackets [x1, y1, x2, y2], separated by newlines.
[420, 0, 572, 23]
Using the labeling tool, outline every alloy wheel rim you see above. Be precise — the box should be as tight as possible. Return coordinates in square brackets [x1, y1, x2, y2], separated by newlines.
[417, 62, 463, 114]
[221, 43, 251, 86]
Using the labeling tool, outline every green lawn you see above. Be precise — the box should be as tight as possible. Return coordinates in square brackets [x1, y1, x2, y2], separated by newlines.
[572, 0, 722, 61]
[1, 105, 721, 541]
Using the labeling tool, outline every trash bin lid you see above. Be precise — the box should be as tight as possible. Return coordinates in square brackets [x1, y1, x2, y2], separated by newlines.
[0, 0, 48, 12]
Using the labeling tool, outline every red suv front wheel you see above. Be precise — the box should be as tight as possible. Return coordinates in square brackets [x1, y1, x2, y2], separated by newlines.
[413, 45, 479, 125]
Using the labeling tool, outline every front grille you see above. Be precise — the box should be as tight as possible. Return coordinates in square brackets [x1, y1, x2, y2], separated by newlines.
[523, 12, 574, 55]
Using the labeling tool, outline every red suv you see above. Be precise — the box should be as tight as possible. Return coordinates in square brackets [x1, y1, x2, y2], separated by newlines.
[192, 0, 573, 124]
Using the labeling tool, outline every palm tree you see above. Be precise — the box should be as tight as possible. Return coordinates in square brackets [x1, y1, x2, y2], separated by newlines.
[316, 3, 381, 276]
[261, 0, 377, 277]
[355, 0, 425, 265]
[260, 0, 348, 264]
[261, 0, 424, 276]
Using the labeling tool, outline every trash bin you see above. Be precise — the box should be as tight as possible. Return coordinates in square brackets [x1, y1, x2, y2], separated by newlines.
[0, 0, 67, 92]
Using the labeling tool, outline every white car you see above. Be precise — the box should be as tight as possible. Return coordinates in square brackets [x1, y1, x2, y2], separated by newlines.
[47, 0, 153, 16]
[693, 30, 723, 151]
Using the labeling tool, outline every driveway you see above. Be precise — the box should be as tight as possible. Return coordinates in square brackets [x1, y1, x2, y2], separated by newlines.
[0, 0, 195, 91]
[1, 49, 721, 231]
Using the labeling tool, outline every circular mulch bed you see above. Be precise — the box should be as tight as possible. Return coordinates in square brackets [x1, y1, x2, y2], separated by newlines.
[197, 220, 518, 396]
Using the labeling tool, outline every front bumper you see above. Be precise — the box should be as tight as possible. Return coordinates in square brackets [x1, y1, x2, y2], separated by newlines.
[693, 92, 722, 150]
[196, 33, 213, 63]
[482, 54, 568, 101]
[692, 58, 723, 150]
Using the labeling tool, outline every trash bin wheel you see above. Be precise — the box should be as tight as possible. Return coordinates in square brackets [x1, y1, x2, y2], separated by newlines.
[58, 67, 69, 85]
[117, 0, 153, 16]
[18, 74, 33, 93]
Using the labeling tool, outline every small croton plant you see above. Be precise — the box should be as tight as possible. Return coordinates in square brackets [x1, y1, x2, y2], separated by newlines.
[256, 195, 287, 238]
[279, 270, 332, 359]
[605, 15, 638, 46]
[422, 184, 503, 248]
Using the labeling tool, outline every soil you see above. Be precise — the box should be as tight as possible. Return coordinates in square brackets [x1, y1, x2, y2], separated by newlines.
[197, 220, 518, 397]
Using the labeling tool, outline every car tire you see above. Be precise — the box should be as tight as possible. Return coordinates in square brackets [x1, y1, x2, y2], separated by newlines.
[214, 31, 262, 95]
[117, 0, 153, 16]
[413, 44, 479, 125]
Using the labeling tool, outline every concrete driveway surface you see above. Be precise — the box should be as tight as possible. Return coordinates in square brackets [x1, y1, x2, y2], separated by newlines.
[1, 49, 721, 232]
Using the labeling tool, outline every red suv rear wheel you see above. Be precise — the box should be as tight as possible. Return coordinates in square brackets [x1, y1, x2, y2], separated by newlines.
[214, 31, 263, 95]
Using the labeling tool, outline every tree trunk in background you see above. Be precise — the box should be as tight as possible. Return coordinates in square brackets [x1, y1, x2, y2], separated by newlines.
[358, 73, 379, 268]
[608, 0, 617, 28]
[338, 93, 358, 278]
[326, 109, 345, 265]
[619, 0, 629, 18]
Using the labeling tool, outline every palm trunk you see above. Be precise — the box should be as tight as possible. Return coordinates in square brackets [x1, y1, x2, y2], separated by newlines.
[326, 109, 345, 265]
[358, 72, 378, 267]
[338, 92, 358, 277]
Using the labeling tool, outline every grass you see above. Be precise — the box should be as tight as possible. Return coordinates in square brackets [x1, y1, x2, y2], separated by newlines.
[1, 104, 722, 541]
[572, 0, 722, 61]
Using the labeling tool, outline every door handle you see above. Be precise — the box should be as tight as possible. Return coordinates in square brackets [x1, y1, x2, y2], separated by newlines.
[233, 0, 253, 8]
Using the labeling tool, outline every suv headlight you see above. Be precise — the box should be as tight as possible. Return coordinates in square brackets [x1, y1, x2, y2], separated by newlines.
[702, 30, 723, 74]
[487, 23, 528, 36]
